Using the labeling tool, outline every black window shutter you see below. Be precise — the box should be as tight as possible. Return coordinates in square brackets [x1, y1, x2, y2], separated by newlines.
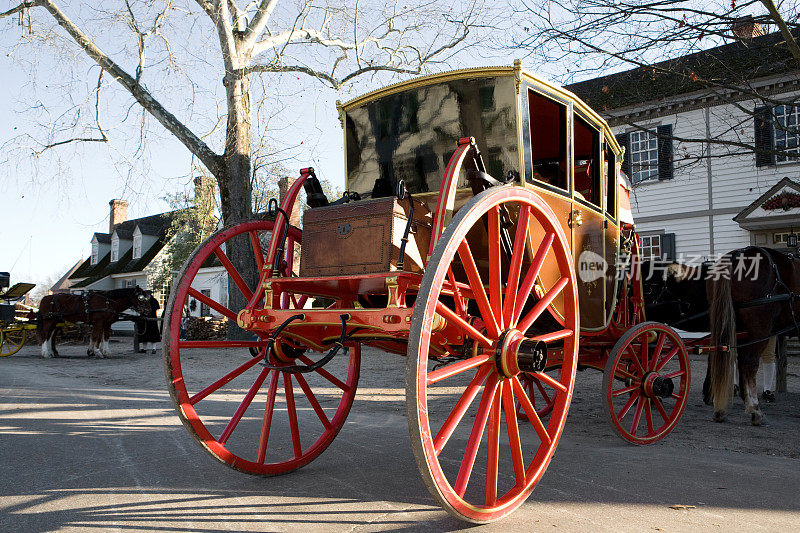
[661, 233, 676, 261]
[657, 124, 673, 180]
[615, 132, 630, 178]
[754, 106, 775, 167]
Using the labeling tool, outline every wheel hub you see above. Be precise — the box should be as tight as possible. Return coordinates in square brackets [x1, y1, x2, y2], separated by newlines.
[496, 330, 548, 378]
[642, 372, 674, 399]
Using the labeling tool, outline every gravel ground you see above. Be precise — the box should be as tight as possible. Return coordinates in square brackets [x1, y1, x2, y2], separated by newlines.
[1, 338, 799, 532]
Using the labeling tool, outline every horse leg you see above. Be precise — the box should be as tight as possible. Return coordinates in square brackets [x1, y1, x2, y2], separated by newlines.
[88, 324, 102, 358]
[41, 322, 54, 358]
[101, 325, 112, 357]
[702, 354, 713, 405]
[760, 337, 777, 403]
[740, 346, 765, 426]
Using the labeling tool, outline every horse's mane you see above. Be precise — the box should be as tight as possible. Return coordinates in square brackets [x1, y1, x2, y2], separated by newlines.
[94, 288, 142, 300]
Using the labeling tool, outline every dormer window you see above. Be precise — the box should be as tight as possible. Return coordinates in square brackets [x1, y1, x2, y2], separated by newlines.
[132, 231, 142, 259]
[111, 235, 119, 262]
[91, 242, 99, 265]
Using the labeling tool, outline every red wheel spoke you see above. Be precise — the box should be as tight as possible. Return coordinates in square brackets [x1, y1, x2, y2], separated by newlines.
[531, 328, 573, 344]
[650, 333, 666, 371]
[500, 380, 526, 487]
[298, 354, 350, 391]
[213, 247, 254, 301]
[639, 336, 649, 375]
[614, 366, 639, 382]
[503, 205, 531, 326]
[629, 397, 644, 435]
[488, 207, 503, 330]
[187, 287, 238, 322]
[656, 346, 680, 372]
[219, 367, 271, 444]
[616, 390, 640, 421]
[294, 373, 333, 430]
[663, 370, 686, 379]
[189, 355, 264, 405]
[645, 399, 655, 436]
[511, 376, 551, 445]
[611, 383, 640, 398]
[457, 240, 500, 338]
[427, 354, 492, 385]
[512, 232, 555, 326]
[433, 365, 492, 455]
[518, 277, 570, 334]
[485, 384, 502, 506]
[446, 267, 466, 317]
[624, 345, 646, 376]
[454, 373, 499, 497]
[435, 301, 493, 350]
[284, 373, 302, 458]
[653, 396, 670, 422]
[249, 230, 265, 272]
[532, 371, 568, 393]
[671, 393, 681, 400]
[534, 379, 552, 404]
[256, 370, 280, 463]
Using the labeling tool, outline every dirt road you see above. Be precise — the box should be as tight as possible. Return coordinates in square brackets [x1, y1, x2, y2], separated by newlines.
[1, 340, 799, 531]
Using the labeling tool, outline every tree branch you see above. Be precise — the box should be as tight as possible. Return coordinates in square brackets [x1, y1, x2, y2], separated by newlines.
[1, 0, 224, 175]
[243, 0, 279, 50]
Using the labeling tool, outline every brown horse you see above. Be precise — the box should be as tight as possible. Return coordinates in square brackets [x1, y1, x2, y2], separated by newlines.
[708, 247, 800, 425]
[38, 287, 153, 358]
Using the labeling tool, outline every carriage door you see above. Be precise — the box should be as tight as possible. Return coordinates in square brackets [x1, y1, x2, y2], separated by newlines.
[603, 137, 622, 322]
[572, 114, 607, 330]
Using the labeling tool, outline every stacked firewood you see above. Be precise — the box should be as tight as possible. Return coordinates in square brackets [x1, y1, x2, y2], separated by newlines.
[184, 317, 227, 340]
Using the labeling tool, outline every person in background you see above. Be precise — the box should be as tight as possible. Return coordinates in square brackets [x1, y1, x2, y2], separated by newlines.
[139, 295, 161, 354]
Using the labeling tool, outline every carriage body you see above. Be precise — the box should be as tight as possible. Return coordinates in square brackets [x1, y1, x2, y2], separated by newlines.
[0, 280, 37, 357]
[164, 64, 691, 524]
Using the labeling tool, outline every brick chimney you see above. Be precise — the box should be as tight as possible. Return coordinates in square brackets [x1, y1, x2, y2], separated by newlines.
[109, 199, 129, 233]
[732, 16, 765, 40]
[278, 176, 302, 227]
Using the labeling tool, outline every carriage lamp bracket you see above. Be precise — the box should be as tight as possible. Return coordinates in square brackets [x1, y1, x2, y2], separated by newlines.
[396, 180, 414, 271]
[261, 313, 351, 374]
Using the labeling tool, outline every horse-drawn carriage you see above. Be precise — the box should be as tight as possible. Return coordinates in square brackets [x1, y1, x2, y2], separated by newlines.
[0, 273, 37, 357]
[163, 63, 694, 522]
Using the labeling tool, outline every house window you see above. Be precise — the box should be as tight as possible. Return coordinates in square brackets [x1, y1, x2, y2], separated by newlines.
[774, 105, 800, 163]
[132, 233, 142, 259]
[200, 289, 211, 317]
[629, 130, 659, 183]
[639, 233, 676, 261]
[616, 125, 673, 182]
[91, 242, 99, 265]
[125, 279, 135, 288]
[111, 237, 119, 262]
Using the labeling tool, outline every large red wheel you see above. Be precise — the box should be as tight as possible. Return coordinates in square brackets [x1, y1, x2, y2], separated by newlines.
[407, 186, 579, 523]
[602, 322, 690, 445]
[164, 220, 360, 475]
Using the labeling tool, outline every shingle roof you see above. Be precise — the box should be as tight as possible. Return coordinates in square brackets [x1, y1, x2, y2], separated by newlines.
[70, 209, 186, 286]
[566, 30, 799, 112]
[92, 232, 111, 244]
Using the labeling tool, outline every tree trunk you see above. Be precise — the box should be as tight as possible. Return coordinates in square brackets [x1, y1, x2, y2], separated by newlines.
[221, 63, 257, 340]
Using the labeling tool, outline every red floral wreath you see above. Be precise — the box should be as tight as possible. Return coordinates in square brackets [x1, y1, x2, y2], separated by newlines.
[762, 191, 800, 211]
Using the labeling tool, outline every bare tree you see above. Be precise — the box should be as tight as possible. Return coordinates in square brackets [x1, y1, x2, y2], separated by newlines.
[512, 0, 800, 166]
[1, 0, 488, 225]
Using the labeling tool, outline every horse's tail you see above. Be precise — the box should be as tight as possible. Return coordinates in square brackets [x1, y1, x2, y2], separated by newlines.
[708, 259, 737, 414]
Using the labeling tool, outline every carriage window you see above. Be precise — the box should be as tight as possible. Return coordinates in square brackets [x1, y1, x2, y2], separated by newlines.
[528, 90, 568, 190]
[605, 141, 617, 218]
[574, 116, 602, 207]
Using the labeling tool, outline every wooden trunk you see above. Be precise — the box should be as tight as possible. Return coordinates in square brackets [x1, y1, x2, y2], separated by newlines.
[300, 197, 432, 277]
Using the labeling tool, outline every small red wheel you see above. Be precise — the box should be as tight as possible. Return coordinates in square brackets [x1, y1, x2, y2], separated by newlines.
[407, 186, 579, 523]
[516, 369, 560, 419]
[164, 220, 360, 475]
[602, 321, 690, 445]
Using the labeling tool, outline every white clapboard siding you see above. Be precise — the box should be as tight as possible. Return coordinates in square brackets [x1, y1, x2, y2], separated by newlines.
[614, 88, 800, 259]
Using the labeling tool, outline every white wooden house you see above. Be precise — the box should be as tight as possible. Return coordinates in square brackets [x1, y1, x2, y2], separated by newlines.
[65, 177, 227, 330]
[568, 29, 800, 262]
